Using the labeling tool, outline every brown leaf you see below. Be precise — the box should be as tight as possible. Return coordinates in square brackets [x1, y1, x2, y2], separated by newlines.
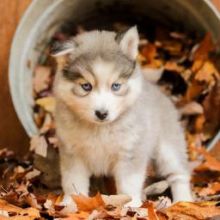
[179, 101, 204, 116]
[30, 135, 48, 157]
[194, 114, 206, 133]
[198, 182, 220, 196]
[162, 201, 220, 220]
[195, 61, 219, 83]
[210, 141, 220, 161]
[184, 81, 205, 102]
[0, 199, 40, 219]
[203, 80, 220, 136]
[164, 61, 184, 73]
[33, 66, 51, 93]
[193, 33, 214, 61]
[146, 202, 160, 220]
[72, 193, 105, 212]
[141, 43, 157, 63]
[194, 147, 220, 172]
[101, 194, 131, 207]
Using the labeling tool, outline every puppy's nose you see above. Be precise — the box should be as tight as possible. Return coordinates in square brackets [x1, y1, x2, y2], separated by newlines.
[95, 110, 108, 120]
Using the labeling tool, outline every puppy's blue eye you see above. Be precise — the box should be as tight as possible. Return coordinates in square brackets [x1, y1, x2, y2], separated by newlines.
[111, 83, 121, 91]
[81, 83, 92, 92]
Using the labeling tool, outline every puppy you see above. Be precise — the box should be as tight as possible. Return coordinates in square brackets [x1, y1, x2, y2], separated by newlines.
[52, 26, 192, 207]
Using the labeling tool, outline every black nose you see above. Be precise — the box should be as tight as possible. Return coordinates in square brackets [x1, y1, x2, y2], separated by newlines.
[95, 110, 108, 120]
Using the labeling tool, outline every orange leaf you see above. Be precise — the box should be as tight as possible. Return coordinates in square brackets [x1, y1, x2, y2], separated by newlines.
[147, 202, 160, 220]
[72, 193, 105, 212]
[141, 43, 157, 63]
[184, 82, 205, 102]
[194, 114, 205, 133]
[0, 199, 40, 219]
[195, 61, 219, 83]
[194, 147, 220, 172]
[142, 201, 160, 220]
[198, 182, 220, 196]
[193, 33, 214, 61]
[162, 201, 220, 220]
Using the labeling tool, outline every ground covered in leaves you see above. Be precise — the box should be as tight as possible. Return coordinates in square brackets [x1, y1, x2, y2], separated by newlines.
[1, 10, 220, 219]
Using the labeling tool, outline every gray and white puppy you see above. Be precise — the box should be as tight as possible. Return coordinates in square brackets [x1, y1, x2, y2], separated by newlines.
[52, 27, 192, 208]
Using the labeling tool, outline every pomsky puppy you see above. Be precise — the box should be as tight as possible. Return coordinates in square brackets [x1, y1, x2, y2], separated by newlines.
[52, 26, 192, 208]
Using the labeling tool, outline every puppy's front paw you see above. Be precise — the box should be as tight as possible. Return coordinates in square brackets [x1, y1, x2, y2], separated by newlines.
[60, 194, 77, 214]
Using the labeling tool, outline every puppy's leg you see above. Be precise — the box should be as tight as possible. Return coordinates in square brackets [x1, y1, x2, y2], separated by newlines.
[114, 159, 146, 207]
[156, 142, 193, 202]
[59, 152, 90, 210]
[60, 153, 90, 195]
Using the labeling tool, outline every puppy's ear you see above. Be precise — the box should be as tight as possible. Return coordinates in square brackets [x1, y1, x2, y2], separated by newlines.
[115, 26, 139, 60]
[50, 39, 76, 57]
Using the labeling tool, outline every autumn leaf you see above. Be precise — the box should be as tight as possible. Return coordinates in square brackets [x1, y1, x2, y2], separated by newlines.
[162, 201, 220, 220]
[193, 33, 214, 61]
[194, 147, 220, 172]
[198, 182, 220, 196]
[144, 202, 160, 220]
[35, 96, 56, 113]
[33, 66, 51, 93]
[183, 81, 205, 102]
[203, 80, 220, 136]
[141, 43, 157, 63]
[195, 60, 219, 83]
[72, 193, 105, 212]
[164, 61, 184, 73]
[30, 135, 48, 157]
[0, 199, 40, 219]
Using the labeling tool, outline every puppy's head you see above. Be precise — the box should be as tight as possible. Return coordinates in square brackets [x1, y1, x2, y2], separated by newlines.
[53, 26, 142, 124]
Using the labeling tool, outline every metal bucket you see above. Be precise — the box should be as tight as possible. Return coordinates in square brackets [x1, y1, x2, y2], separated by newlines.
[9, 0, 220, 149]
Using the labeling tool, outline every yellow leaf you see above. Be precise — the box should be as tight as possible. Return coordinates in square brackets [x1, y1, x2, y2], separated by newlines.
[36, 96, 56, 113]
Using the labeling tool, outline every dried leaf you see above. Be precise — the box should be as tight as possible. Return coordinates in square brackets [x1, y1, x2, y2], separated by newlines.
[144, 181, 169, 196]
[164, 61, 184, 73]
[145, 202, 160, 220]
[101, 194, 131, 207]
[30, 135, 48, 157]
[39, 113, 54, 134]
[193, 33, 214, 61]
[194, 114, 206, 133]
[198, 182, 220, 196]
[162, 201, 220, 220]
[203, 80, 220, 136]
[25, 169, 41, 180]
[179, 101, 204, 115]
[0, 199, 40, 219]
[195, 61, 219, 83]
[35, 96, 56, 113]
[184, 81, 205, 102]
[72, 193, 105, 212]
[33, 66, 51, 93]
[194, 147, 220, 172]
[141, 43, 157, 63]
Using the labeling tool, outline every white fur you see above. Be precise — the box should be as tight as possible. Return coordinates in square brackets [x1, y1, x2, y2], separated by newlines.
[54, 27, 193, 207]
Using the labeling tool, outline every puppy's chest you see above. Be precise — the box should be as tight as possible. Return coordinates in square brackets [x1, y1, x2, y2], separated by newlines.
[63, 125, 138, 175]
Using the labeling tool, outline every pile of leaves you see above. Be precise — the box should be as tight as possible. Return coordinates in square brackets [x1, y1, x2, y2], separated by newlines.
[0, 143, 220, 219]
